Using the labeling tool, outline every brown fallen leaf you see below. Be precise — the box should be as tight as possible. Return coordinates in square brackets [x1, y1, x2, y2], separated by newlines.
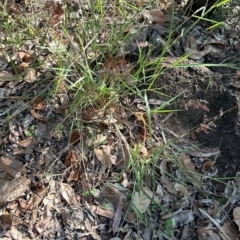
[64, 150, 81, 182]
[112, 197, 123, 234]
[143, 10, 166, 24]
[60, 182, 77, 205]
[0, 209, 12, 232]
[85, 219, 102, 240]
[20, 188, 47, 211]
[0, 176, 31, 203]
[18, 136, 38, 148]
[0, 71, 16, 81]
[0, 156, 25, 178]
[94, 145, 117, 168]
[33, 96, 45, 110]
[69, 130, 80, 145]
[30, 109, 47, 122]
[90, 204, 114, 219]
[24, 68, 36, 83]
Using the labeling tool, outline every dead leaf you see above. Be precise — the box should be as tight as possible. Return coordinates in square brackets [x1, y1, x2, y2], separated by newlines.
[64, 150, 81, 182]
[233, 207, 240, 231]
[9, 226, 30, 240]
[20, 188, 47, 211]
[101, 183, 125, 206]
[0, 176, 31, 203]
[133, 187, 153, 213]
[174, 183, 188, 197]
[24, 68, 36, 83]
[44, 0, 64, 26]
[30, 109, 47, 122]
[90, 204, 114, 219]
[17, 51, 33, 63]
[35, 216, 51, 234]
[0, 210, 12, 232]
[0, 156, 25, 178]
[60, 182, 77, 205]
[85, 219, 102, 240]
[121, 173, 128, 188]
[18, 136, 38, 148]
[94, 145, 117, 168]
[69, 130, 80, 145]
[143, 10, 166, 24]
[33, 96, 45, 110]
[0, 71, 16, 81]
[219, 221, 237, 240]
[113, 197, 123, 233]
[179, 153, 201, 186]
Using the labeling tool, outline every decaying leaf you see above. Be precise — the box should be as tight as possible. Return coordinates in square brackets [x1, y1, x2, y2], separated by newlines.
[219, 221, 237, 240]
[90, 204, 114, 219]
[0, 209, 12, 232]
[0, 176, 31, 203]
[64, 150, 81, 182]
[113, 197, 123, 233]
[33, 96, 45, 110]
[18, 136, 38, 148]
[133, 187, 153, 214]
[233, 207, 240, 231]
[85, 219, 102, 240]
[30, 109, 47, 122]
[9, 226, 30, 240]
[0, 156, 25, 178]
[94, 145, 117, 168]
[60, 182, 77, 205]
[69, 130, 80, 145]
[172, 210, 194, 228]
[24, 68, 36, 83]
[19, 188, 47, 211]
[143, 10, 166, 24]
[0, 71, 16, 81]
[179, 153, 201, 186]
[174, 183, 188, 197]
[101, 183, 126, 206]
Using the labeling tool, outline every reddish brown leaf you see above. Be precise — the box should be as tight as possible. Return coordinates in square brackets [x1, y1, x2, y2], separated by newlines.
[69, 130, 80, 145]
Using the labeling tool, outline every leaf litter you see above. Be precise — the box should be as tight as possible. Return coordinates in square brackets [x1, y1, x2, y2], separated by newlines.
[0, 0, 239, 239]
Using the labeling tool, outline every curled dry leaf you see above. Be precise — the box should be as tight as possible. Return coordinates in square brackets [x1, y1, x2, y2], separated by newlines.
[64, 150, 81, 182]
[0, 156, 25, 178]
[17, 51, 33, 63]
[24, 68, 36, 83]
[30, 109, 47, 122]
[0, 176, 31, 203]
[143, 10, 166, 24]
[33, 96, 45, 110]
[0, 209, 12, 232]
[60, 182, 77, 205]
